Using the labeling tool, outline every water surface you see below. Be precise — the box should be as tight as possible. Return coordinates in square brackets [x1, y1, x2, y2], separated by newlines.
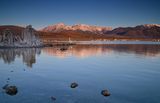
[0, 44, 160, 103]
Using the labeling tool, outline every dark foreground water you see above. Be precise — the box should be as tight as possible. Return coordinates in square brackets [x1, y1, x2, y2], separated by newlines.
[0, 44, 160, 103]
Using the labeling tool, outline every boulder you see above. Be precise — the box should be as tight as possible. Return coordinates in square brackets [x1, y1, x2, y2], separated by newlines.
[70, 82, 78, 88]
[101, 89, 110, 96]
[51, 96, 56, 101]
[4, 85, 18, 96]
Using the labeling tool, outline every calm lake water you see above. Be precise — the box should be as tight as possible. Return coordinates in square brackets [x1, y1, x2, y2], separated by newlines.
[0, 43, 160, 103]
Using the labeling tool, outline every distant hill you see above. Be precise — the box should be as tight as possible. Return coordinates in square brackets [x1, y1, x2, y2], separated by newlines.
[106, 24, 160, 39]
[0, 25, 24, 36]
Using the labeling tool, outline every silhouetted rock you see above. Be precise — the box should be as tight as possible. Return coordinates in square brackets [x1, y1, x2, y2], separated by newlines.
[70, 82, 78, 88]
[101, 89, 110, 96]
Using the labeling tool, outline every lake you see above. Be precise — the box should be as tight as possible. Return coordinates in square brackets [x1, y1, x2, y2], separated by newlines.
[0, 43, 160, 103]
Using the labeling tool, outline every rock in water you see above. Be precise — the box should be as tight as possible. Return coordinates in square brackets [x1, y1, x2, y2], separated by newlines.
[10, 70, 14, 72]
[5, 86, 18, 96]
[101, 89, 111, 96]
[70, 82, 78, 88]
[51, 96, 56, 101]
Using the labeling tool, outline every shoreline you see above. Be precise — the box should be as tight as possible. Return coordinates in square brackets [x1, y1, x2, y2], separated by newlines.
[0, 40, 160, 49]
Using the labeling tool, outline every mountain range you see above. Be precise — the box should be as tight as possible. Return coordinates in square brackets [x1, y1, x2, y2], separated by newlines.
[0, 23, 160, 41]
[106, 24, 160, 38]
[40, 23, 112, 34]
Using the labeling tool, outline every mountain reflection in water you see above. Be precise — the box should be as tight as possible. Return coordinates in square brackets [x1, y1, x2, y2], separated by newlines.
[43, 44, 160, 58]
[0, 44, 160, 67]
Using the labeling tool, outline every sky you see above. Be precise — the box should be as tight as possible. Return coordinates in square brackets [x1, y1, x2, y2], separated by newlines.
[0, 0, 160, 29]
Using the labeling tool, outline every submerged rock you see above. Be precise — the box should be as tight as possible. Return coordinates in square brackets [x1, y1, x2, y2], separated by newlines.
[101, 89, 111, 96]
[10, 70, 14, 72]
[51, 96, 56, 101]
[3, 85, 18, 96]
[70, 82, 78, 88]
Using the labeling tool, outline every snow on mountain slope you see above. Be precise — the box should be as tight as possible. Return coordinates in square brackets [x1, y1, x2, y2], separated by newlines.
[40, 23, 112, 34]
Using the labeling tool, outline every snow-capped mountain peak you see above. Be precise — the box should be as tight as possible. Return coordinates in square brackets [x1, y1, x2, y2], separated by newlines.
[143, 24, 160, 28]
[40, 23, 112, 34]
[55, 23, 65, 26]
